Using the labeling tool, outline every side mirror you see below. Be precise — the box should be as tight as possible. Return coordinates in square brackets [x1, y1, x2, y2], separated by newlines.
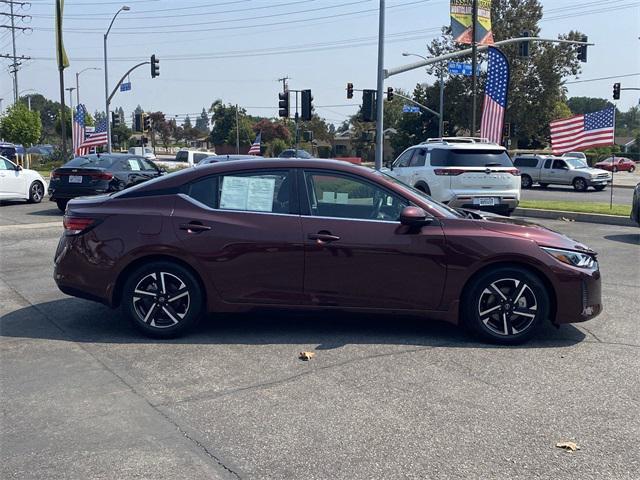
[158, 168, 167, 175]
[400, 206, 432, 227]
[16, 164, 22, 171]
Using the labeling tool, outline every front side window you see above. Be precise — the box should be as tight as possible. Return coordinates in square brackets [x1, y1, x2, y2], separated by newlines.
[0, 158, 12, 170]
[194, 153, 208, 164]
[393, 149, 414, 168]
[138, 158, 156, 171]
[553, 160, 568, 169]
[175, 151, 189, 163]
[187, 170, 290, 213]
[304, 171, 408, 221]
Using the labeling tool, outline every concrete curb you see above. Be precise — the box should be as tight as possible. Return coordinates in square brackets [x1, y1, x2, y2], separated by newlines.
[514, 207, 637, 227]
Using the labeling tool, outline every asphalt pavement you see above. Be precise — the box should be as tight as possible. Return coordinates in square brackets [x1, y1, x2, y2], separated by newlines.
[521, 183, 634, 204]
[1, 200, 639, 479]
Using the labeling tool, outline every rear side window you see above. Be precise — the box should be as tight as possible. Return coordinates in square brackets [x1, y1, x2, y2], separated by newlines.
[544, 159, 552, 169]
[175, 151, 189, 163]
[430, 149, 513, 167]
[513, 157, 538, 168]
[410, 149, 427, 167]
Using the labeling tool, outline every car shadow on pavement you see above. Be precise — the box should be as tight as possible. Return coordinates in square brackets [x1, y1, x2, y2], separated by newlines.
[26, 207, 62, 217]
[0, 298, 587, 350]
[604, 233, 640, 245]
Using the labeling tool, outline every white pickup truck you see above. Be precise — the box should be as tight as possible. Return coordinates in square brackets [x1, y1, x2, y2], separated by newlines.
[154, 150, 216, 169]
[513, 155, 611, 191]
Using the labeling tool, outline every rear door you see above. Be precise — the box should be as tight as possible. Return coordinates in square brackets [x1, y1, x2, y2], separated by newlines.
[172, 168, 305, 305]
[540, 158, 554, 183]
[299, 169, 446, 310]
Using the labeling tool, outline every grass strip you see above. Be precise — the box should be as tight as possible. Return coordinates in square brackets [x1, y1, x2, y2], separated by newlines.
[519, 200, 631, 217]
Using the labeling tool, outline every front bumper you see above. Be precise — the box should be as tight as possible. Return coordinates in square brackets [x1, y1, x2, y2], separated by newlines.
[553, 265, 602, 324]
[586, 177, 611, 186]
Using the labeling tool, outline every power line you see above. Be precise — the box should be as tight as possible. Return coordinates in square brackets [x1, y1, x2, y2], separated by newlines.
[0, 0, 32, 103]
[565, 73, 640, 84]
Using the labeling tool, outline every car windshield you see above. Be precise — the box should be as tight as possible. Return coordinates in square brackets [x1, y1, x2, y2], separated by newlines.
[565, 158, 588, 169]
[375, 171, 464, 219]
[430, 149, 513, 167]
[64, 156, 116, 168]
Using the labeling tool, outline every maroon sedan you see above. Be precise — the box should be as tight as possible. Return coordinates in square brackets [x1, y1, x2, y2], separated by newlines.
[54, 159, 602, 344]
[594, 157, 636, 173]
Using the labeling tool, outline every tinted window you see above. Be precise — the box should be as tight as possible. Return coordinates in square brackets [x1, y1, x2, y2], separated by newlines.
[430, 149, 513, 167]
[552, 159, 567, 169]
[544, 159, 553, 169]
[305, 172, 408, 221]
[393, 149, 414, 168]
[188, 177, 218, 209]
[194, 153, 208, 164]
[410, 149, 427, 167]
[513, 157, 539, 167]
[65, 156, 116, 168]
[139, 158, 157, 171]
[175, 151, 189, 163]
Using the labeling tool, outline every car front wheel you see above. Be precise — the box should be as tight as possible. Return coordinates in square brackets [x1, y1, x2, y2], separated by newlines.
[520, 175, 533, 189]
[28, 181, 44, 203]
[572, 177, 588, 191]
[121, 261, 204, 338]
[462, 267, 549, 344]
[629, 166, 635, 173]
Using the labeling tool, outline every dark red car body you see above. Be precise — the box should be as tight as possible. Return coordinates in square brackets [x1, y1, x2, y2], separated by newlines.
[594, 157, 636, 172]
[54, 159, 601, 337]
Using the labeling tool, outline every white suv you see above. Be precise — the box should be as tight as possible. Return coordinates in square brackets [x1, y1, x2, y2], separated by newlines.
[385, 137, 521, 215]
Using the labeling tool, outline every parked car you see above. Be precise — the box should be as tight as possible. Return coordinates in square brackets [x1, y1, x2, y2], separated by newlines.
[154, 149, 216, 169]
[385, 137, 520, 215]
[279, 149, 312, 159]
[0, 143, 17, 161]
[54, 158, 602, 344]
[196, 155, 264, 167]
[562, 151, 587, 161]
[48, 153, 164, 212]
[631, 182, 640, 226]
[594, 156, 636, 173]
[128, 146, 157, 161]
[513, 155, 611, 191]
[0, 155, 47, 203]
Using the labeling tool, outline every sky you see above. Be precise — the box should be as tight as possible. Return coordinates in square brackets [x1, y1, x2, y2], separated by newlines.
[1, 0, 639, 128]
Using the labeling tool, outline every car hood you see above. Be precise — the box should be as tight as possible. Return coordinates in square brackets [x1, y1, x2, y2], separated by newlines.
[472, 212, 595, 254]
[578, 167, 610, 175]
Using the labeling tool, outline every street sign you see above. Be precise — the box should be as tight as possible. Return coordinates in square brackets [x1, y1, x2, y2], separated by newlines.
[120, 82, 132, 92]
[402, 105, 420, 113]
[448, 62, 479, 76]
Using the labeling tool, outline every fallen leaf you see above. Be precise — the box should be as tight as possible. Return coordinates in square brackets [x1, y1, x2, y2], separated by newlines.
[298, 351, 315, 361]
[556, 441, 580, 452]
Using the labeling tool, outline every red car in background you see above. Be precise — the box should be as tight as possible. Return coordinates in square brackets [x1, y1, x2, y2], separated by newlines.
[594, 157, 636, 173]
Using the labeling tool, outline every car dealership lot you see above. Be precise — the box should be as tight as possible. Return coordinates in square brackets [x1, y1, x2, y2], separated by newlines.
[1, 202, 638, 479]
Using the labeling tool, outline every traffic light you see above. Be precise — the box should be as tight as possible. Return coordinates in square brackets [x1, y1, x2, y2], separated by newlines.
[301, 89, 313, 121]
[278, 90, 289, 118]
[303, 130, 313, 142]
[502, 122, 511, 139]
[134, 113, 142, 132]
[613, 83, 621, 100]
[362, 89, 376, 122]
[518, 30, 530, 58]
[143, 114, 151, 132]
[577, 36, 588, 63]
[347, 82, 354, 99]
[151, 54, 160, 78]
[111, 111, 121, 128]
[386, 87, 394, 101]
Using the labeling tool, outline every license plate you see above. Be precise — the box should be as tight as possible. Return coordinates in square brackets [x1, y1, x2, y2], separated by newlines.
[68, 175, 83, 183]
[474, 197, 496, 206]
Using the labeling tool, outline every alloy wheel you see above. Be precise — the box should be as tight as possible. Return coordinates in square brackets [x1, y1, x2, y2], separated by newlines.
[30, 182, 43, 202]
[132, 271, 191, 328]
[477, 278, 538, 336]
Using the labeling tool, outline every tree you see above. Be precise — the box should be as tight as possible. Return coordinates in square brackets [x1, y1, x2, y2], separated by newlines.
[134, 105, 144, 115]
[550, 101, 572, 122]
[195, 108, 210, 133]
[0, 103, 42, 146]
[183, 115, 192, 129]
[209, 101, 254, 147]
[252, 118, 290, 143]
[567, 97, 613, 115]
[18, 93, 69, 144]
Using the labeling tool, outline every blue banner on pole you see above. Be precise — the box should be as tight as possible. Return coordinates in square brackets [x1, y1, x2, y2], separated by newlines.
[120, 82, 132, 92]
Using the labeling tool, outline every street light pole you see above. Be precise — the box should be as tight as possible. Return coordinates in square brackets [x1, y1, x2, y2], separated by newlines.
[66, 87, 75, 115]
[76, 67, 101, 106]
[374, 0, 385, 171]
[104, 6, 130, 154]
[471, 0, 478, 134]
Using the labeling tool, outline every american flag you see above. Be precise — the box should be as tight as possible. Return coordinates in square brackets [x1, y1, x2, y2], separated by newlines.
[248, 132, 261, 155]
[550, 107, 615, 154]
[480, 47, 510, 144]
[77, 117, 108, 155]
[72, 104, 86, 156]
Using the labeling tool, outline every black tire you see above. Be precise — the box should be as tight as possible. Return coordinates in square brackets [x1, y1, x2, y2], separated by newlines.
[121, 261, 204, 338]
[629, 166, 635, 173]
[415, 183, 431, 196]
[593, 185, 606, 191]
[55, 199, 68, 212]
[572, 177, 588, 192]
[538, 183, 549, 189]
[520, 175, 533, 189]
[462, 266, 549, 345]
[27, 181, 44, 204]
[612, 166, 618, 173]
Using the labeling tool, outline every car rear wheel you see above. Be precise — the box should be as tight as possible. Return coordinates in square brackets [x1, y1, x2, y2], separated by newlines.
[414, 183, 431, 196]
[55, 199, 68, 212]
[520, 175, 533, 189]
[121, 261, 203, 338]
[462, 267, 549, 344]
[572, 177, 588, 191]
[27, 181, 44, 203]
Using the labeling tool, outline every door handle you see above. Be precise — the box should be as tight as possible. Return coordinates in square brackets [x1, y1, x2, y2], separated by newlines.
[179, 222, 211, 233]
[308, 232, 340, 243]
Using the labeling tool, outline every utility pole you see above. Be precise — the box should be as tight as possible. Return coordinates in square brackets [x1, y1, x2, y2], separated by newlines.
[374, 0, 385, 170]
[235, 104, 240, 154]
[471, 0, 478, 135]
[0, 0, 32, 103]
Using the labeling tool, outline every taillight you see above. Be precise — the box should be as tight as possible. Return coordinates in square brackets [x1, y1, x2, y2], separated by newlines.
[506, 168, 521, 176]
[51, 171, 60, 179]
[63, 216, 97, 235]
[91, 172, 113, 181]
[434, 168, 466, 176]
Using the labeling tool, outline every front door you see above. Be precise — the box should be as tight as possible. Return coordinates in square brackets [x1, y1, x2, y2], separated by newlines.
[172, 168, 305, 305]
[300, 170, 447, 310]
[0, 158, 25, 196]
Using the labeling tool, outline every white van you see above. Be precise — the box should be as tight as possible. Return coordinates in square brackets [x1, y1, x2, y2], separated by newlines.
[154, 150, 216, 169]
[128, 147, 156, 161]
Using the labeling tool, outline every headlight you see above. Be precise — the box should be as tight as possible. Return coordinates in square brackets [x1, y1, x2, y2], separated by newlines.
[541, 247, 597, 269]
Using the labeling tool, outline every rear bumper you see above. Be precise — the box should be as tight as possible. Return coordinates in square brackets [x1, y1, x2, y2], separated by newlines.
[446, 194, 519, 212]
[49, 187, 108, 200]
